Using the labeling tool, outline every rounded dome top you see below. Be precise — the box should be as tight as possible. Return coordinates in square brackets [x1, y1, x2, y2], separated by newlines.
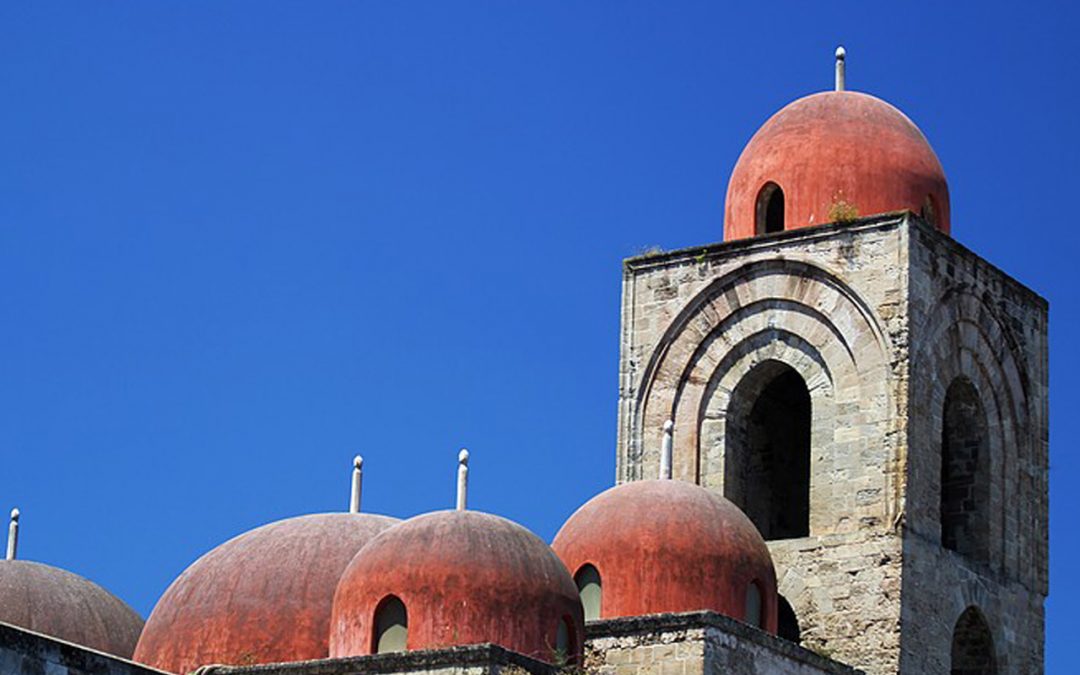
[0, 559, 144, 657]
[330, 510, 583, 664]
[134, 512, 398, 674]
[552, 480, 777, 632]
[724, 91, 949, 240]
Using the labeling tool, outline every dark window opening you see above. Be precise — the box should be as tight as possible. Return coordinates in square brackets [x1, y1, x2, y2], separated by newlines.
[941, 377, 991, 565]
[777, 595, 801, 644]
[725, 361, 811, 540]
[372, 595, 408, 654]
[951, 606, 996, 675]
[744, 581, 763, 628]
[574, 564, 602, 621]
[755, 183, 785, 235]
[554, 615, 578, 665]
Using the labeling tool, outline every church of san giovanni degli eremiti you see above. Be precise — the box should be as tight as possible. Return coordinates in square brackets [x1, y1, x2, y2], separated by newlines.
[0, 49, 1048, 675]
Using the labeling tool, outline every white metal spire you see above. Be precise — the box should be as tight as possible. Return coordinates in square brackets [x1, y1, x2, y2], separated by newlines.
[456, 449, 470, 511]
[660, 420, 674, 479]
[6, 508, 19, 561]
[350, 455, 363, 514]
[835, 46, 846, 91]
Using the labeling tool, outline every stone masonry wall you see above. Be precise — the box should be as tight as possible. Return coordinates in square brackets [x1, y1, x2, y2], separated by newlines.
[197, 643, 556, 675]
[585, 611, 858, 675]
[0, 621, 166, 675]
[900, 220, 1048, 673]
[615, 214, 1048, 674]
[617, 215, 913, 673]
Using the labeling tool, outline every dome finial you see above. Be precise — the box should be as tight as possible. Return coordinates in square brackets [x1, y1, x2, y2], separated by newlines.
[350, 455, 364, 514]
[6, 508, 19, 560]
[835, 46, 846, 91]
[456, 449, 470, 511]
[660, 420, 674, 479]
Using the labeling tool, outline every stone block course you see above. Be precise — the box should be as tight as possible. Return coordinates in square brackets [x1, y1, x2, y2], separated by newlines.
[616, 214, 1047, 674]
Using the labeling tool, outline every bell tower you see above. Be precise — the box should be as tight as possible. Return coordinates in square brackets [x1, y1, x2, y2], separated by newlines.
[615, 51, 1048, 674]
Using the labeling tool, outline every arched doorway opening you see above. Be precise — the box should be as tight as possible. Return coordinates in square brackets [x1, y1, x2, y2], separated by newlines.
[777, 595, 801, 644]
[941, 377, 991, 565]
[725, 361, 811, 540]
[951, 606, 996, 674]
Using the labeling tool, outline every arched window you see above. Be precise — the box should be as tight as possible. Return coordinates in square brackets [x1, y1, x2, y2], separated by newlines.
[554, 615, 577, 665]
[941, 377, 991, 565]
[574, 564, 602, 621]
[744, 581, 763, 628]
[725, 361, 811, 540]
[777, 595, 801, 644]
[372, 595, 408, 654]
[755, 182, 785, 235]
[951, 606, 996, 674]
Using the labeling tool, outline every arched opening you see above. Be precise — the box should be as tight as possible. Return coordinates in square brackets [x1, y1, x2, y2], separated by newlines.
[372, 595, 408, 654]
[755, 182, 785, 235]
[574, 564, 602, 621]
[951, 606, 996, 674]
[744, 581, 763, 628]
[725, 361, 811, 540]
[940, 377, 991, 565]
[777, 595, 801, 644]
[554, 615, 578, 665]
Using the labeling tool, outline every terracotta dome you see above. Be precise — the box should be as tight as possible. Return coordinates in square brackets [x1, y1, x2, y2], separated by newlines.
[724, 90, 949, 240]
[0, 559, 144, 657]
[330, 510, 584, 664]
[552, 480, 778, 633]
[134, 512, 398, 674]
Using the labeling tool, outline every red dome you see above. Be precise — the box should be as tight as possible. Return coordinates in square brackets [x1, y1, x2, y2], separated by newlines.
[724, 91, 949, 240]
[134, 512, 398, 674]
[0, 560, 144, 657]
[330, 510, 584, 664]
[552, 480, 778, 633]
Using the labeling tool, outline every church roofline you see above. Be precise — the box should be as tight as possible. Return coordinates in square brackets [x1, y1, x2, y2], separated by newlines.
[623, 212, 1048, 311]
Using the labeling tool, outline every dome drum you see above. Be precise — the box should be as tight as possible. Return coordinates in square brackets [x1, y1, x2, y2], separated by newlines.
[0, 559, 144, 658]
[134, 512, 399, 674]
[553, 480, 778, 634]
[330, 510, 584, 665]
[724, 91, 949, 240]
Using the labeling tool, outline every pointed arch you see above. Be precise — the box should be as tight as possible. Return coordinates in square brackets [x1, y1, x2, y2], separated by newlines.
[951, 606, 996, 674]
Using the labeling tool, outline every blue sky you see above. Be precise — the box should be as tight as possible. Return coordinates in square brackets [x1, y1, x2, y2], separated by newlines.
[1, 1, 1077, 669]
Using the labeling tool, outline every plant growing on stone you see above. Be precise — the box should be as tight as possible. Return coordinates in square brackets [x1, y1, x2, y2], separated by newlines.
[828, 193, 859, 223]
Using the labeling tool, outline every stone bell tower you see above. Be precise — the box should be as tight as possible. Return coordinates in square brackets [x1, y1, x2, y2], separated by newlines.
[615, 51, 1048, 674]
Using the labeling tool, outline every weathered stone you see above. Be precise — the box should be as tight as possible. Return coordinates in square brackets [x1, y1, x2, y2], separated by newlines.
[616, 214, 1048, 674]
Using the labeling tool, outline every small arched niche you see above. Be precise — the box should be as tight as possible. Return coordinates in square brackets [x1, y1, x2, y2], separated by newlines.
[755, 182, 785, 235]
[554, 615, 578, 665]
[776, 595, 801, 644]
[372, 595, 408, 654]
[951, 606, 996, 674]
[744, 581, 763, 629]
[940, 377, 991, 566]
[724, 360, 811, 540]
[574, 564, 602, 621]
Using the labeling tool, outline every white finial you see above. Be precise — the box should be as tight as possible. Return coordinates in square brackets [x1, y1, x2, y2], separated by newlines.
[835, 46, 846, 91]
[349, 455, 364, 514]
[6, 508, 19, 561]
[660, 420, 674, 479]
[456, 449, 470, 511]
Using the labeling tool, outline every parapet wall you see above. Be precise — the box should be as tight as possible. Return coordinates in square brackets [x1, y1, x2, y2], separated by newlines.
[0, 621, 165, 675]
[585, 611, 860, 675]
[195, 643, 557, 675]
